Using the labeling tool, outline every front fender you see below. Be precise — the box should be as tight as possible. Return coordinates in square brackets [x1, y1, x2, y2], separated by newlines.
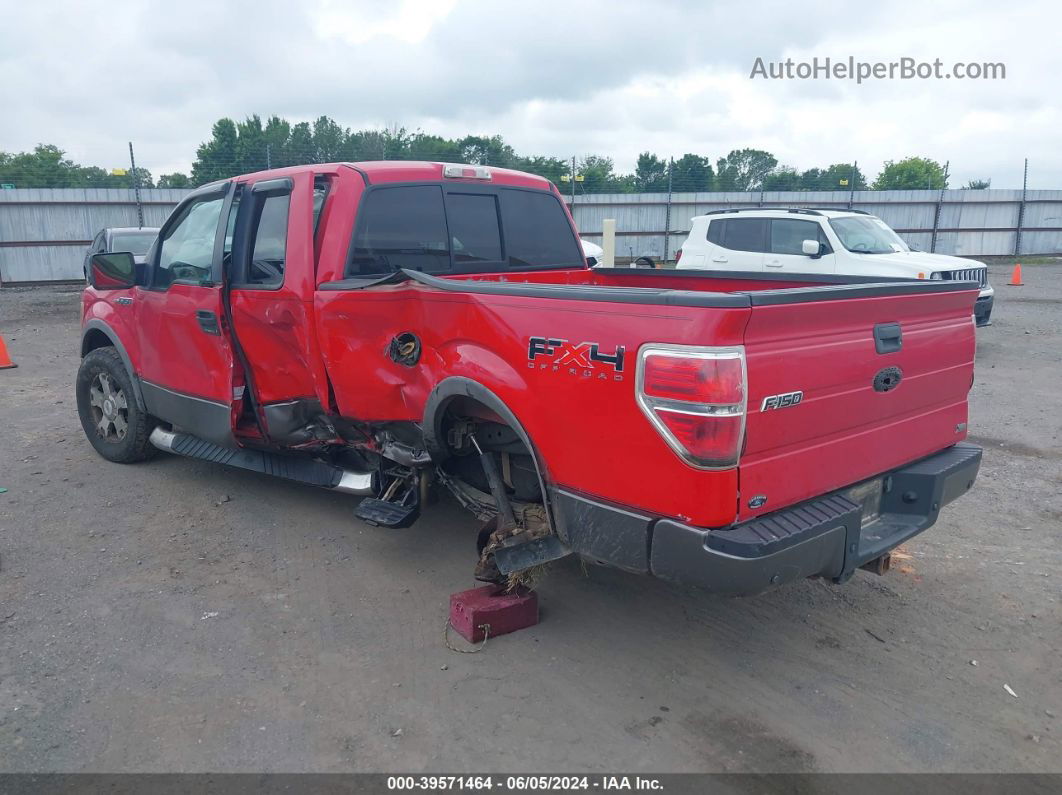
[81, 317, 145, 411]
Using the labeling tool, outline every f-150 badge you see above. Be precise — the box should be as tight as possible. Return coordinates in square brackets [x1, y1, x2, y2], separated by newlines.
[761, 391, 803, 410]
[527, 336, 625, 381]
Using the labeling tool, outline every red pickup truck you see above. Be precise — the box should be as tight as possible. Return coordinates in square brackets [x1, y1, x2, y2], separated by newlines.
[77, 161, 982, 595]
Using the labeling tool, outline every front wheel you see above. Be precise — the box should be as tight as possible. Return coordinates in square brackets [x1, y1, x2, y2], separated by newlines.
[76, 347, 156, 463]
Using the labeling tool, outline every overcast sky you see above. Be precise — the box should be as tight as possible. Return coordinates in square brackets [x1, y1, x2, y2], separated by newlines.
[3, 0, 1060, 187]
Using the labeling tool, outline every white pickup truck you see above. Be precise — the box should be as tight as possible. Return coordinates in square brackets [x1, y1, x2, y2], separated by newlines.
[676, 208, 994, 326]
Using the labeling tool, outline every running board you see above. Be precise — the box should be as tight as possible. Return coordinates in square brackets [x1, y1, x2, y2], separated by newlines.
[149, 428, 376, 495]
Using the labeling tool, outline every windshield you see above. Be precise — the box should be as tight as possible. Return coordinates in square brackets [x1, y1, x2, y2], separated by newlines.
[111, 231, 158, 256]
[828, 216, 909, 254]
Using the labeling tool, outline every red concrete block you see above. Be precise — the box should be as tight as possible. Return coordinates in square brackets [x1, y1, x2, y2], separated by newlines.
[449, 584, 539, 643]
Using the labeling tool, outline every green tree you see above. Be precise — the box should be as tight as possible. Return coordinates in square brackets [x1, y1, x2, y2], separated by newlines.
[0, 147, 155, 188]
[157, 173, 192, 188]
[311, 116, 348, 163]
[0, 144, 79, 187]
[287, 122, 315, 163]
[76, 166, 111, 187]
[762, 166, 802, 191]
[715, 148, 778, 191]
[191, 118, 239, 184]
[633, 152, 668, 192]
[872, 157, 948, 190]
[964, 178, 991, 189]
[119, 167, 154, 189]
[459, 135, 515, 166]
[407, 132, 461, 162]
[513, 155, 569, 184]
[671, 153, 714, 192]
[578, 155, 628, 193]
[801, 163, 865, 191]
[263, 115, 292, 168]
[235, 115, 268, 173]
[347, 128, 390, 161]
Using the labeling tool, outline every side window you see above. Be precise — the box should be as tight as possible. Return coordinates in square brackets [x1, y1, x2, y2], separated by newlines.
[446, 193, 502, 264]
[722, 218, 767, 252]
[706, 219, 723, 245]
[769, 219, 821, 255]
[155, 197, 225, 287]
[349, 186, 448, 276]
[247, 194, 290, 286]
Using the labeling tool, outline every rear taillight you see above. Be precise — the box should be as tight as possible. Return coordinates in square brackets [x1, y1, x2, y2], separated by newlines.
[636, 345, 747, 469]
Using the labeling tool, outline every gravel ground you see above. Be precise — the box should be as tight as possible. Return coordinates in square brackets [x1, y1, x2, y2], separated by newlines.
[0, 264, 1059, 773]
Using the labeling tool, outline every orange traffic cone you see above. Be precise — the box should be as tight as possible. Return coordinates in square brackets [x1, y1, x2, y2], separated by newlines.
[0, 335, 15, 370]
[1007, 263, 1024, 286]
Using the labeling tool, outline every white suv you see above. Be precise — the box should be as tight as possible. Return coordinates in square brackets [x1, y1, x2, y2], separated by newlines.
[676, 208, 994, 325]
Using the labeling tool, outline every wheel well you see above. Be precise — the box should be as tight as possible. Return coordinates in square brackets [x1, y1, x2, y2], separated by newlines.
[81, 328, 113, 357]
[423, 378, 556, 533]
[80, 323, 146, 411]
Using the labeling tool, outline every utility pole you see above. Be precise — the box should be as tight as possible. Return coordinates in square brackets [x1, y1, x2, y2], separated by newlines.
[663, 157, 674, 263]
[266, 143, 272, 170]
[848, 160, 858, 209]
[930, 159, 949, 253]
[570, 155, 577, 206]
[128, 142, 144, 229]
[1015, 158, 1029, 257]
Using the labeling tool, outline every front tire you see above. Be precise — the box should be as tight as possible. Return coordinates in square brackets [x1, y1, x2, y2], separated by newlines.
[76, 347, 156, 463]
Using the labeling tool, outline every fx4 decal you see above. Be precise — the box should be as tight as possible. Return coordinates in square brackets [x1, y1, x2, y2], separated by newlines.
[528, 337, 626, 381]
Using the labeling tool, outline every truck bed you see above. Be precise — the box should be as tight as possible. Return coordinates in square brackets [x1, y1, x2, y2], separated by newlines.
[317, 265, 979, 528]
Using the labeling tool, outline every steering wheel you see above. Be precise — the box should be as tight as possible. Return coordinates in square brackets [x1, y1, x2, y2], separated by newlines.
[170, 261, 209, 282]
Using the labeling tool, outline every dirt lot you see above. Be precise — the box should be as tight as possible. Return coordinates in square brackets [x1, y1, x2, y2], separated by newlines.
[1, 264, 1059, 773]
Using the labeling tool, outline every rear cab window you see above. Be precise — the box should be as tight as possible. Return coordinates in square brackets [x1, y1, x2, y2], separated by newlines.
[347, 185, 582, 277]
[351, 186, 449, 275]
[447, 193, 502, 264]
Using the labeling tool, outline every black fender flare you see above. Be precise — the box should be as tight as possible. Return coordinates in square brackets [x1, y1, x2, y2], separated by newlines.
[80, 319, 146, 412]
[422, 376, 557, 536]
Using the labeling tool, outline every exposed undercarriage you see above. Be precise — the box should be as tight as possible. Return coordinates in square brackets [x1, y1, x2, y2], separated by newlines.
[154, 397, 564, 588]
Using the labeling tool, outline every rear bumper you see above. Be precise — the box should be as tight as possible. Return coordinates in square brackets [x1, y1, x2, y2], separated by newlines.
[554, 443, 982, 596]
[974, 295, 994, 326]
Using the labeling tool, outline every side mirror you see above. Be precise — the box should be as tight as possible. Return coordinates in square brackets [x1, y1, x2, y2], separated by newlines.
[801, 239, 820, 257]
[89, 252, 136, 290]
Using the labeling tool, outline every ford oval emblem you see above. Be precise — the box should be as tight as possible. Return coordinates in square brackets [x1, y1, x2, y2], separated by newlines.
[748, 495, 768, 509]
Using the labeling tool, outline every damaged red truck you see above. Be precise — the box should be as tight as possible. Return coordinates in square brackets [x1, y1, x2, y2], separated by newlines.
[77, 161, 982, 595]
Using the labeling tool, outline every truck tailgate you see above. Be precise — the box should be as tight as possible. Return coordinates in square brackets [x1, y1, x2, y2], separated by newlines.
[737, 285, 977, 522]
